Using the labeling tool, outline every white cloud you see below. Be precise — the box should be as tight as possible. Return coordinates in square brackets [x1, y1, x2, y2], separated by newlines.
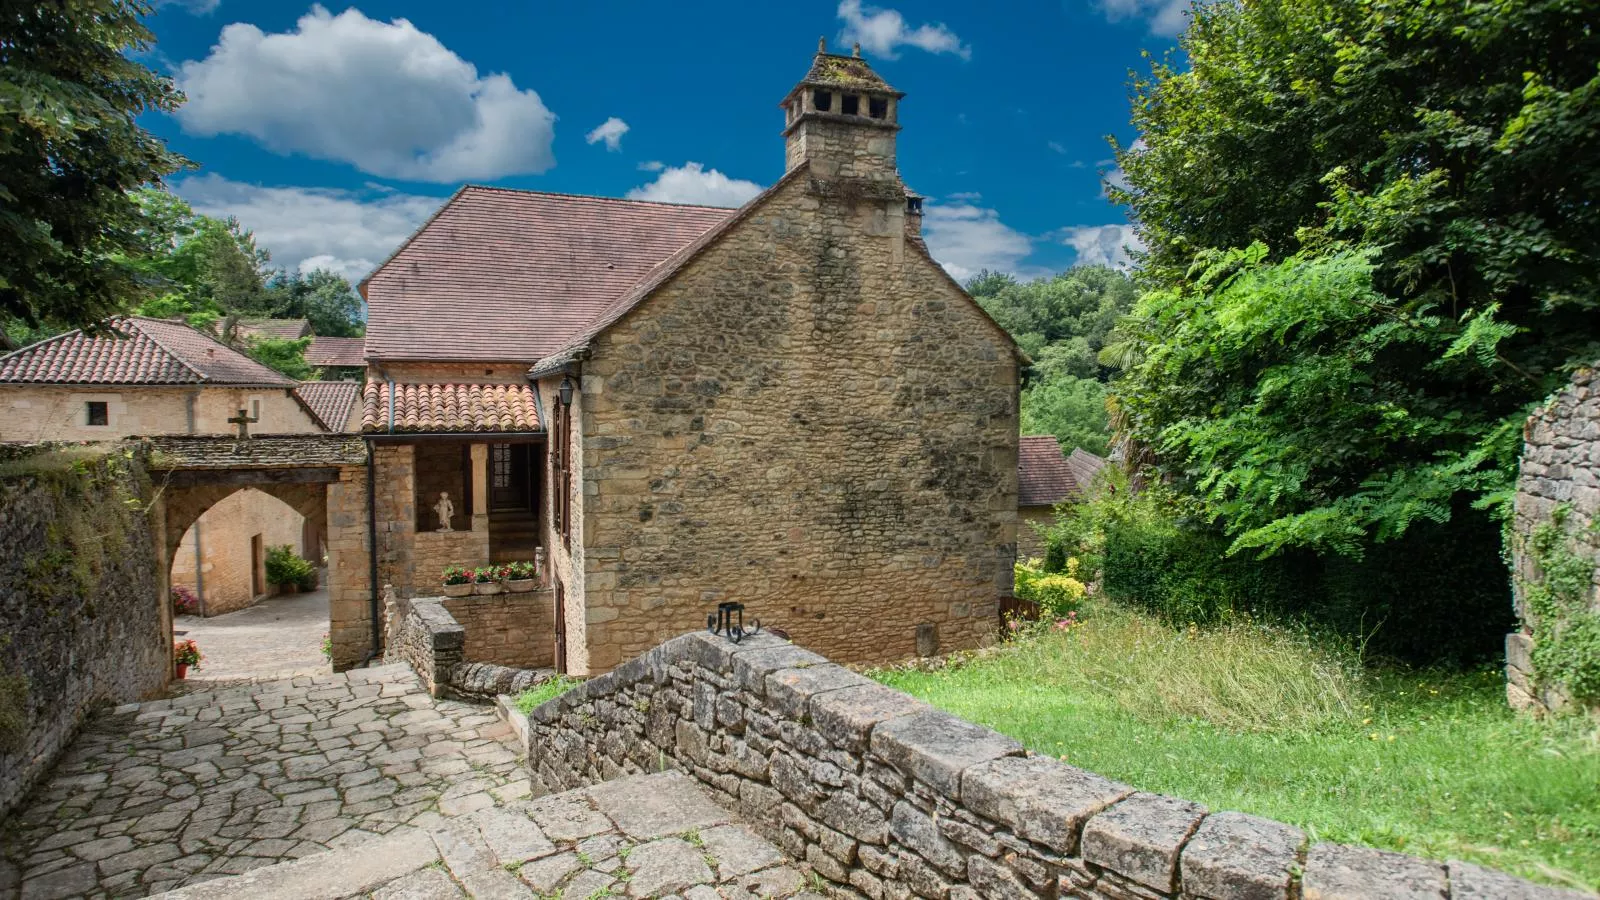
[1047, 141, 1067, 155]
[173, 6, 556, 182]
[585, 117, 630, 152]
[625, 162, 763, 208]
[156, 0, 221, 13]
[175, 174, 441, 281]
[922, 200, 1033, 282]
[1056, 224, 1145, 269]
[1093, 0, 1191, 37]
[837, 1, 971, 60]
[637, 160, 665, 172]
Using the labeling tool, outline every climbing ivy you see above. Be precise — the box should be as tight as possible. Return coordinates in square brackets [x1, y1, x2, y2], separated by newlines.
[1521, 505, 1600, 706]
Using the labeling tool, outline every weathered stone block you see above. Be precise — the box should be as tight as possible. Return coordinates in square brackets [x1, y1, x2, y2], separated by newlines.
[731, 645, 829, 696]
[870, 711, 1022, 800]
[1301, 843, 1446, 899]
[1081, 792, 1206, 892]
[810, 683, 927, 753]
[961, 756, 1130, 855]
[1447, 859, 1593, 900]
[764, 665, 873, 720]
[889, 801, 965, 879]
[1179, 810, 1303, 900]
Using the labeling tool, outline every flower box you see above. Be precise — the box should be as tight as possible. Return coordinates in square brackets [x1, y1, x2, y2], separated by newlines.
[503, 578, 536, 593]
[473, 581, 502, 596]
[442, 582, 473, 598]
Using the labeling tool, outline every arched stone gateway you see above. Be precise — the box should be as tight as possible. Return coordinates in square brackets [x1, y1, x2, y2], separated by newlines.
[146, 434, 375, 670]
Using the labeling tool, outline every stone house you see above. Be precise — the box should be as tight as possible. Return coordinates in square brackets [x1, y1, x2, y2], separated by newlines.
[1016, 436, 1106, 559]
[0, 315, 360, 614]
[360, 45, 1021, 675]
[307, 336, 367, 381]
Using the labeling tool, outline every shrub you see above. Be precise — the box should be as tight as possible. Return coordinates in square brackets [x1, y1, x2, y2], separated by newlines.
[1015, 559, 1086, 619]
[508, 560, 538, 580]
[442, 565, 471, 586]
[264, 545, 315, 589]
[514, 676, 581, 714]
[171, 585, 199, 616]
[472, 566, 497, 584]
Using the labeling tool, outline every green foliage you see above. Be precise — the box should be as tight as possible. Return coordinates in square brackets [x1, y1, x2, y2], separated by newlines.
[264, 269, 365, 337]
[876, 609, 1600, 889]
[1013, 559, 1087, 619]
[0, 1, 189, 345]
[0, 673, 30, 752]
[263, 545, 314, 590]
[1020, 375, 1109, 457]
[244, 336, 312, 380]
[514, 676, 582, 715]
[1521, 507, 1600, 705]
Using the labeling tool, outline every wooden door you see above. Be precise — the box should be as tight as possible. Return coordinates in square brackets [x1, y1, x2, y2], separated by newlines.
[490, 443, 520, 509]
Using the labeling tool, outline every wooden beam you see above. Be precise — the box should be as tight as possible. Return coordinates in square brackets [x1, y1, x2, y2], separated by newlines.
[161, 467, 343, 488]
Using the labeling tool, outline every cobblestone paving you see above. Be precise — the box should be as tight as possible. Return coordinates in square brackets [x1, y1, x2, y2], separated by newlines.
[0, 665, 529, 900]
[172, 588, 331, 687]
[151, 771, 816, 900]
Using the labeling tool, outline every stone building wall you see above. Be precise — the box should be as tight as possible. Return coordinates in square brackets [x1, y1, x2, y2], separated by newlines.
[0, 445, 168, 818]
[441, 589, 556, 670]
[325, 463, 374, 671]
[1017, 507, 1053, 561]
[571, 172, 1018, 672]
[0, 384, 319, 442]
[170, 488, 307, 616]
[524, 631, 1577, 900]
[537, 377, 588, 675]
[413, 442, 468, 532]
[1509, 364, 1600, 715]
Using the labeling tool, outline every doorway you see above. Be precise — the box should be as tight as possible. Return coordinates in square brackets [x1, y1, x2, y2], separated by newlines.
[490, 443, 530, 511]
[250, 534, 265, 597]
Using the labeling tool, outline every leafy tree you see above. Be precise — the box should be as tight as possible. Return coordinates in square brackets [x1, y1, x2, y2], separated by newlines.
[1112, 0, 1600, 553]
[1020, 375, 1110, 457]
[245, 336, 312, 380]
[264, 269, 365, 337]
[0, 1, 188, 348]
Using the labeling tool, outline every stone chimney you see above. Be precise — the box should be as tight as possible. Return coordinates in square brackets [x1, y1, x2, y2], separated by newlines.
[779, 38, 903, 180]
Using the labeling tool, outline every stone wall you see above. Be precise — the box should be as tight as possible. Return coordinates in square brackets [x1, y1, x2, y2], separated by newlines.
[0, 444, 168, 817]
[326, 463, 374, 671]
[524, 631, 1578, 900]
[568, 170, 1018, 673]
[170, 488, 308, 616]
[0, 384, 320, 442]
[1509, 364, 1600, 715]
[1017, 507, 1053, 560]
[442, 589, 556, 670]
[386, 594, 464, 697]
[414, 529, 490, 595]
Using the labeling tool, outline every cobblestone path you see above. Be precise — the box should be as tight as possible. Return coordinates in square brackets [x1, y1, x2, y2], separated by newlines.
[150, 771, 814, 900]
[0, 665, 529, 900]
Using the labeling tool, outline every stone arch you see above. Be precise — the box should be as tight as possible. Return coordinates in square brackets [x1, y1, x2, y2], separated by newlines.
[162, 482, 328, 573]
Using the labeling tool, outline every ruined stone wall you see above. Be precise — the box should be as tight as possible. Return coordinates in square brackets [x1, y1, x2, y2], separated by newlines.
[575, 173, 1018, 672]
[170, 488, 307, 616]
[0, 445, 167, 817]
[1509, 364, 1600, 715]
[524, 631, 1574, 900]
[442, 589, 556, 670]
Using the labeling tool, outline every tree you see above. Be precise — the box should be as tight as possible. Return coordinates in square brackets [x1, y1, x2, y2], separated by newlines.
[0, 1, 188, 347]
[1112, 0, 1600, 553]
[264, 269, 365, 337]
[244, 337, 312, 381]
[1020, 375, 1110, 457]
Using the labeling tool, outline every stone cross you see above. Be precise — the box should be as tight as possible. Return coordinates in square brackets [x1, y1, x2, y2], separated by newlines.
[227, 408, 258, 441]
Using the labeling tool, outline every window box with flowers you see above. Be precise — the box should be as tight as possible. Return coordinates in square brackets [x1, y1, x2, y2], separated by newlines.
[472, 566, 503, 595]
[173, 639, 203, 679]
[441, 565, 473, 598]
[504, 560, 538, 593]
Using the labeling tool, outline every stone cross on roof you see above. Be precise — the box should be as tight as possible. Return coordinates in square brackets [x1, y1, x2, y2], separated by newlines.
[227, 407, 259, 442]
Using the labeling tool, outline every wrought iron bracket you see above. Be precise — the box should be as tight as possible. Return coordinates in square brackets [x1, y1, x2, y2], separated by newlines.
[707, 601, 761, 643]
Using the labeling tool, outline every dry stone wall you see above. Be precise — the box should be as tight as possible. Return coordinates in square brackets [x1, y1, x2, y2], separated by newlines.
[388, 591, 555, 700]
[0, 444, 168, 818]
[442, 589, 556, 670]
[1509, 364, 1600, 715]
[524, 631, 1582, 900]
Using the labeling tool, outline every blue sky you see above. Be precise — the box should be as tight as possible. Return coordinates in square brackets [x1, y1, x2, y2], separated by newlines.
[143, 0, 1185, 284]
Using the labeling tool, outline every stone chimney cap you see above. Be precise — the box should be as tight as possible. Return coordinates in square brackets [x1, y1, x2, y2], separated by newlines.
[852, 42, 862, 58]
[818, 36, 827, 53]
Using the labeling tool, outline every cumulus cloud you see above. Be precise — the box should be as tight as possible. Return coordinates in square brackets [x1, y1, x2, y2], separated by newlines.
[837, 1, 971, 60]
[922, 200, 1033, 282]
[626, 162, 763, 208]
[1056, 224, 1145, 269]
[1093, 0, 1192, 36]
[173, 6, 557, 182]
[585, 117, 630, 151]
[175, 174, 441, 281]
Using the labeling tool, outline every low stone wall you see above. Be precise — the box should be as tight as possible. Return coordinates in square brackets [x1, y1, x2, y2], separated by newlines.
[525, 631, 1582, 900]
[386, 595, 464, 696]
[387, 591, 555, 700]
[0, 444, 168, 818]
[442, 589, 555, 670]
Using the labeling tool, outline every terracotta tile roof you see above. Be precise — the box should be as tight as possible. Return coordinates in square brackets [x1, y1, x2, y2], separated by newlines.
[0, 316, 296, 387]
[362, 382, 543, 434]
[306, 337, 366, 368]
[1067, 447, 1108, 491]
[1019, 435, 1086, 507]
[295, 381, 362, 433]
[236, 318, 311, 341]
[361, 186, 733, 363]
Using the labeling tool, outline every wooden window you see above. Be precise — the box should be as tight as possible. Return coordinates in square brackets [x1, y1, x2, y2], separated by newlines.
[552, 396, 572, 547]
[85, 401, 108, 426]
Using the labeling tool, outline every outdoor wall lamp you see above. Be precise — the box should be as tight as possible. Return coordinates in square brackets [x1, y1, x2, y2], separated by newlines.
[558, 375, 574, 407]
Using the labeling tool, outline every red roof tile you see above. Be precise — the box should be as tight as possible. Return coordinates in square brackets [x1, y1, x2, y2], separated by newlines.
[295, 381, 362, 432]
[306, 337, 366, 368]
[361, 187, 733, 363]
[362, 382, 542, 434]
[1019, 435, 1098, 507]
[0, 316, 296, 387]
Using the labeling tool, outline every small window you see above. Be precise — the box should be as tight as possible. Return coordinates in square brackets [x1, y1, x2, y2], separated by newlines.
[813, 89, 832, 112]
[250, 399, 260, 419]
[841, 94, 860, 116]
[869, 97, 888, 119]
[85, 401, 108, 426]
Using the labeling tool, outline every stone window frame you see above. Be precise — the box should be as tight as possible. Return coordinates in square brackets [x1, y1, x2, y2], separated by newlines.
[85, 401, 108, 427]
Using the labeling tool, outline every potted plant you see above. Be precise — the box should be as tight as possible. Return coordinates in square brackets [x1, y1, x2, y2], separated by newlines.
[442, 565, 473, 597]
[173, 639, 202, 679]
[504, 561, 537, 593]
[265, 545, 315, 595]
[171, 585, 199, 616]
[472, 566, 501, 595]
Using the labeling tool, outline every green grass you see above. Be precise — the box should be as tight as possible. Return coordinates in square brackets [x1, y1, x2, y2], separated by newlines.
[875, 602, 1600, 892]
[514, 675, 582, 715]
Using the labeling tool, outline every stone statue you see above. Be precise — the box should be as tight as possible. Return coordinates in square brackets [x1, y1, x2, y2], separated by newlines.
[434, 492, 455, 532]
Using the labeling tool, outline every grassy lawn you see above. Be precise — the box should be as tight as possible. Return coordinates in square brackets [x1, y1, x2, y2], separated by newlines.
[874, 602, 1600, 892]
